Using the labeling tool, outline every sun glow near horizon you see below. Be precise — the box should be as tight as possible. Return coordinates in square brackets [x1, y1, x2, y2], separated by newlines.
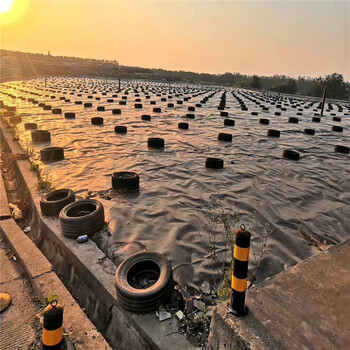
[0, 0, 29, 26]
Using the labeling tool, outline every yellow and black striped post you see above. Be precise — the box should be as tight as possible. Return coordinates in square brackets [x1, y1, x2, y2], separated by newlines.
[230, 225, 251, 316]
[42, 300, 63, 349]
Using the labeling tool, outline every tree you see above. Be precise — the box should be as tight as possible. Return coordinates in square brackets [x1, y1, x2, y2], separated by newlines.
[251, 75, 261, 89]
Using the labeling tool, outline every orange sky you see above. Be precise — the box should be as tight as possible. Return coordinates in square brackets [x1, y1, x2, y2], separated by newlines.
[1, 0, 349, 80]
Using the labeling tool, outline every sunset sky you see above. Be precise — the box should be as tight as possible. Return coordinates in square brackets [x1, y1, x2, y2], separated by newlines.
[0, 0, 349, 80]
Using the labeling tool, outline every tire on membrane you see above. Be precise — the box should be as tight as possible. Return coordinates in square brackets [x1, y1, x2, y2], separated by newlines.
[91, 117, 103, 125]
[334, 145, 349, 154]
[142, 115, 151, 121]
[31, 130, 51, 142]
[312, 117, 320, 122]
[97, 106, 105, 111]
[148, 137, 164, 149]
[288, 117, 298, 123]
[52, 108, 62, 114]
[332, 125, 343, 132]
[220, 111, 228, 117]
[304, 128, 315, 135]
[153, 107, 161, 113]
[205, 157, 224, 169]
[115, 251, 173, 313]
[59, 199, 105, 238]
[40, 147, 64, 162]
[43, 105, 52, 110]
[218, 133, 232, 142]
[112, 171, 139, 190]
[178, 122, 189, 130]
[259, 118, 269, 125]
[283, 149, 300, 161]
[333, 117, 341, 122]
[115, 126, 127, 134]
[267, 129, 280, 137]
[135, 103, 143, 109]
[25, 123, 38, 130]
[112, 109, 122, 115]
[40, 189, 75, 217]
[224, 119, 235, 126]
[65, 112, 76, 119]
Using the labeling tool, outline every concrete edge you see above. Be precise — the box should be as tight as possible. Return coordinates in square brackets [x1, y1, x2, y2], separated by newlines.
[0, 217, 111, 350]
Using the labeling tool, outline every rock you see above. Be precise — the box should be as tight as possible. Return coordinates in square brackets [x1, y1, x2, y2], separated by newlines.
[24, 226, 31, 233]
[193, 299, 206, 312]
[200, 280, 211, 295]
[157, 307, 171, 322]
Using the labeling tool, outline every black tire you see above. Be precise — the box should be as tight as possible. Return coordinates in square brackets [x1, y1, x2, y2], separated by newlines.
[112, 109, 122, 115]
[259, 118, 269, 125]
[150, 101, 156, 105]
[304, 128, 315, 135]
[75, 101, 82, 105]
[177, 100, 183, 105]
[251, 112, 259, 116]
[188, 106, 195, 112]
[288, 117, 299, 123]
[135, 103, 143, 109]
[112, 172, 139, 190]
[52, 108, 62, 114]
[185, 113, 195, 119]
[275, 112, 281, 116]
[119, 101, 127, 105]
[267, 129, 280, 137]
[218, 133, 232, 142]
[91, 117, 103, 125]
[178, 122, 189, 130]
[84, 103, 93, 107]
[312, 117, 321, 122]
[43, 105, 52, 110]
[97, 106, 105, 111]
[153, 107, 161, 113]
[107, 99, 114, 103]
[332, 125, 343, 132]
[40, 189, 75, 217]
[40, 147, 64, 162]
[224, 119, 235, 126]
[59, 199, 105, 238]
[115, 126, 127, 134]
[65, 112, 76, 119]
[220, 111, 228, 117]
[167, 103, 174, 108]
[148, 137, 165, 148]
[141, 115, 151, 121]
[297, 112, 303, 116]
[205, 157, 224, 169]
[334, 145, 349, 154]
[333, 117, 341, 122]
[31, 130, 51, 142]
[115, 251, 173, 313]
[25, 123, 37, 130]
[283, 149, 300, 161]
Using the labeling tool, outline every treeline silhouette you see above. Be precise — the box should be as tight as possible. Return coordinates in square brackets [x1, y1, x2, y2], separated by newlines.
[1, 49, 349, 100]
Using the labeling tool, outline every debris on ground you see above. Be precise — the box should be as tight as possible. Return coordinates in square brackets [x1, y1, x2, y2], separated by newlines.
[299, 226, 328, 251]
[9, 203, 22, 220]
[24, 226, 31, 233]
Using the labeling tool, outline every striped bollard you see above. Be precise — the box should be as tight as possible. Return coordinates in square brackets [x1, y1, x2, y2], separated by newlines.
[42, 300, 63, 349]
[230, 225, 251, 316]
